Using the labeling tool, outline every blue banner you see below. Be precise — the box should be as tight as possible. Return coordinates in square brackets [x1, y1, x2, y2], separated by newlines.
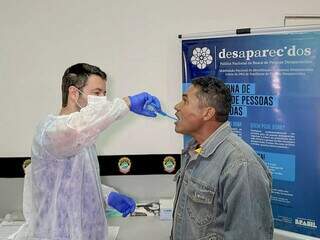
[182, 30, 320, 238]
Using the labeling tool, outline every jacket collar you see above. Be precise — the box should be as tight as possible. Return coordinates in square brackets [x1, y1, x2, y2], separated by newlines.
[200, 121, 232, 158]
[182, 121, 232, 159]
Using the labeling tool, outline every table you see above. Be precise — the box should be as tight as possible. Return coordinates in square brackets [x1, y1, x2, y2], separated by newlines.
[108, 216, 171, 240]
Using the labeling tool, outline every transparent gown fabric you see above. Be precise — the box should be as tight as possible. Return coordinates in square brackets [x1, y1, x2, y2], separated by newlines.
[22, 98, 128, 240]
[11, 166, 115, 240]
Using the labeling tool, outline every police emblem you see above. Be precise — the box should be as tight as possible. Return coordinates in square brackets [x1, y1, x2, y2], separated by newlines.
[118, 157, 131, 174]
[163, 156, 176, 173]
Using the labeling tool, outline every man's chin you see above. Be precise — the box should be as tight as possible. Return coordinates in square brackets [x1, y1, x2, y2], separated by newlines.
[174, 126, 184, 134]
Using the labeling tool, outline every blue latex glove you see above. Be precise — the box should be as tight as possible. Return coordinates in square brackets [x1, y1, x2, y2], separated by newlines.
[129, 92, 162, 117]
[107, 192, 136, 217]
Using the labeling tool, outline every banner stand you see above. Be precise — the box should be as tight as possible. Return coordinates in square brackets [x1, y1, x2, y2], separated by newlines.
[181, 25, 320, 239]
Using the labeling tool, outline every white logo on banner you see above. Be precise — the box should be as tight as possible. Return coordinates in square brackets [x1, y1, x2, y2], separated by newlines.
[295, 218, 317, 229]
[191, 47, 213, 69]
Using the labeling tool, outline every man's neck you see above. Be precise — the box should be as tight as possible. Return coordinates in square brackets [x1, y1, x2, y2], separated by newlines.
[193, 122, 223, 145]
[59, 106, 78, 116]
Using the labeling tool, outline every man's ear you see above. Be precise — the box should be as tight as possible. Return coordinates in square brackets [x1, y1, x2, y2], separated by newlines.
[203, 107, 215, 121]
[68, 86, 79, 101]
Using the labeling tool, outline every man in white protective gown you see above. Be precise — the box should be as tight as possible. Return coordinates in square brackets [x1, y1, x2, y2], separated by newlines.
[18, 63, 162, 240]
[9, 163, 124, 240]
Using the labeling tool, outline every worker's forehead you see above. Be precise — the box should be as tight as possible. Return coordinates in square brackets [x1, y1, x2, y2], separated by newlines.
[86, 75, 107, 88]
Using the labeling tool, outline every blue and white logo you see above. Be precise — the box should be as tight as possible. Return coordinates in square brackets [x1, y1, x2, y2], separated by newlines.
[191, 47, 213, 69]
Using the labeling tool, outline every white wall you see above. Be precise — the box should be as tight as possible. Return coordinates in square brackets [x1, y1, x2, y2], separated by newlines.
[1, 0, 320, 156]
[0, 0, 320, 239]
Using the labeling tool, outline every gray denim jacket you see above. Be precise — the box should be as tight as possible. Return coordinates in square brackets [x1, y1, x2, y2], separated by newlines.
[171, 122, 273, 240]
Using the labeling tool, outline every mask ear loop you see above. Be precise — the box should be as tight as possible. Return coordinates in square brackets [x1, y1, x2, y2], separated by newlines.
[74, 87, 87, 109]
[75, 87, 86, 96]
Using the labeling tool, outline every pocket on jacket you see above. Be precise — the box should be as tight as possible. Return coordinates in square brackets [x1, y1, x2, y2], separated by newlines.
[186, 178, 215, 226]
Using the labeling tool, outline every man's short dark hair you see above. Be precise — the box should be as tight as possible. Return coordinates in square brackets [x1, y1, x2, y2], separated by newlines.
[61, 63, 107, 107]
[192, 76, 232, 122]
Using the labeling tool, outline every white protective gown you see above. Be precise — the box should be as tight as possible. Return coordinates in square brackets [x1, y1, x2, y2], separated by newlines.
[26, 97, 128, 240]
[9, 166, 116, 240]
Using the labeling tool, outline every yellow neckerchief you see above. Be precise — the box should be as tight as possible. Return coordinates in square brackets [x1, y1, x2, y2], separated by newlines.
[194, 146, 202, 155]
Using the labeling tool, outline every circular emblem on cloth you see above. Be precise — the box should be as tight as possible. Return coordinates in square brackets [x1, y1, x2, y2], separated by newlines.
[118, 157, 131, 174]
[191, 47, 213, 69]
[163, 156, 176, 173]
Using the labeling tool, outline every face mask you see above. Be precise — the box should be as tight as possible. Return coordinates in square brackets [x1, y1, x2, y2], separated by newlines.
[75, 88, 107, 109]
[87, 95, 107, 105]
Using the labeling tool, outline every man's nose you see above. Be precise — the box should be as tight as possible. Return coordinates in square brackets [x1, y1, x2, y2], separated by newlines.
[174, 102, 181, 111]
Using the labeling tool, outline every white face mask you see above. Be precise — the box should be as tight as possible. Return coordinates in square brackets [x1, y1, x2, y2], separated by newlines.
[87, 95, 107, 105]
[75, 88, 107, 109]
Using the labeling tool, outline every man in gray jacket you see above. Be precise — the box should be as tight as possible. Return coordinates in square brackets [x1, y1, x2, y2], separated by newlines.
[171, 76, 273, 240]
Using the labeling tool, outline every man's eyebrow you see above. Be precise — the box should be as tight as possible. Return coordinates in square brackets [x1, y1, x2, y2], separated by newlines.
[92, 88, 103, 91]
[182, 93, 188, 98]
